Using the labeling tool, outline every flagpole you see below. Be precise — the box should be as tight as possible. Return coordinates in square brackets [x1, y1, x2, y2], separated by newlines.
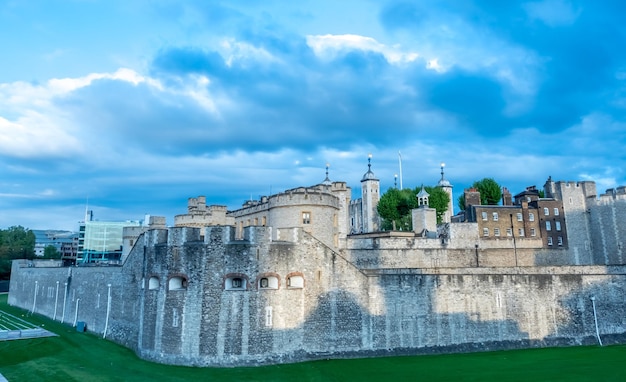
[398, 151, 403, 190]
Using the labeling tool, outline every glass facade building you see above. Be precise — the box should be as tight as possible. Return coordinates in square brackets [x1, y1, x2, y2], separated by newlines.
[77, 220, 141, 264]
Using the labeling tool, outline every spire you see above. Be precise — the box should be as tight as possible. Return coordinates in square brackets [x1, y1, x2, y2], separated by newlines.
[361, 153, 378, 182]
[322, 163, 332, 186]
[438, 162, 451, 187]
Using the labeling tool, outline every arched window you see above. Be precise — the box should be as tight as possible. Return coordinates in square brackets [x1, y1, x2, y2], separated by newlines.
[148, 276, 160, 290]
[257, 274, 279, 290]
[286, 272, 305, 289]
[168, 276, 187, 291]
[224, 274, 248, 290]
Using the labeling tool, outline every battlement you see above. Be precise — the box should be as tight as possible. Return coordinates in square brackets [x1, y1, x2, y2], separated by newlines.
[175, 197, 231, 227]
[597, 186, 626, 203]
[147, 225, 293, 247]
[229, 185, 341, 218]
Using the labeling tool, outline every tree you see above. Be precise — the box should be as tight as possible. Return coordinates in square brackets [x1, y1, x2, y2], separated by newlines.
[457, 178, 503, 211]
[0, 226, 36, 280]
[475, 178, 502, 205]
[458, 194, 466, 212]
[377, 185, 450, 230]
[43, 245, 61, 259]
[424, 186, 450, 224]
[377, 188, 417, 231]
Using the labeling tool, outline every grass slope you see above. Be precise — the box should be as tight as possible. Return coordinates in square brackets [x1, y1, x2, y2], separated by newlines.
[1, 294, 625, 381]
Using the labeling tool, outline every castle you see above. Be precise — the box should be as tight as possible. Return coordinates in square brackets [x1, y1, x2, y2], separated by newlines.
[8, 159, 626, 367]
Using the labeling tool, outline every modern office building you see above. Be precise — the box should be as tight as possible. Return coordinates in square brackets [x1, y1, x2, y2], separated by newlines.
[77, 212, 141, 264]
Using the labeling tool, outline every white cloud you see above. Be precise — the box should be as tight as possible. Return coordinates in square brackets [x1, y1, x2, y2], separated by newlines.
[0, 68, 223, 159]
[219, 39, 281, 67]
[0, 114, 82, 158]
[306, 34, 420, 65]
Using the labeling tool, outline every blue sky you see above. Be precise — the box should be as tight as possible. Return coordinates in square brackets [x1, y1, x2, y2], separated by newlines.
[1, 0, 625, 231]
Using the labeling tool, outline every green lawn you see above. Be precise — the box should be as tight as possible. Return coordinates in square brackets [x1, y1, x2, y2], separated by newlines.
[1, 293, 625, 381]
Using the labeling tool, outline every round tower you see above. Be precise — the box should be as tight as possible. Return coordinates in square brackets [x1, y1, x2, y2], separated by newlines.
[361, 154, 380, 232]
[437, 162, 454, 223]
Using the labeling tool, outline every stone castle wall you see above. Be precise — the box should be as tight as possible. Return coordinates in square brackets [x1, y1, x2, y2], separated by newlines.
[9, 225, 626, 367]
[547, 181, 596, 264]
[588, 190, 626, 265]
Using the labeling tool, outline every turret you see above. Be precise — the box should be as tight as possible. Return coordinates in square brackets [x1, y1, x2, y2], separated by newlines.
[360, 154, 380, 232]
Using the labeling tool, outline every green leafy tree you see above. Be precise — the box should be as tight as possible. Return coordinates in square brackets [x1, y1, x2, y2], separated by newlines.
[424, 186, 450, 224]
[457, 178, 503, 211]
[475, 178, 502, 205]
[377, 186, 450, 229]
[0, 226, 36, 280]
[458, 194, 466, 212]
[43, 245, 61, 259]
[377, 188, 417, 231]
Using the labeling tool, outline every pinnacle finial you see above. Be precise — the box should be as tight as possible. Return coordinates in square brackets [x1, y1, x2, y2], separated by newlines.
[322, 162, 332, 185]
[440, 162, 446, 181]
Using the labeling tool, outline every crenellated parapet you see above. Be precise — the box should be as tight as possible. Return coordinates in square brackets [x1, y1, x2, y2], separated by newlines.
[596, 186, 626, 203]
[174, 196, 232, 227]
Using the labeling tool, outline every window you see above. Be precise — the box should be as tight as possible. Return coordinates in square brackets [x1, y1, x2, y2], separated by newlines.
[557, 236, 563, 246]
[530, 228, 536, 237]
[483, 228, 489, 237]
[516, 213, 523, 222]
[494, 228, 500, 237]
[546, 221, 552, 231]
[168, 276, 187, 291]
[555, 221, 561, 231]
[518, 228, 525, 237]
[506, 228, 513, 237]
[258, 275, 279, 290]
[225, 275, 248, 290]
[529, 213, 535, 222]
[148, 276, 159, 290]
[302, 212, 311, 224]
[492, 212, 499, 221]
[544, 207, 549, 216]
[265, 306, 273, 327]
[287, 275, 304, 289]
[481, 212, 488, 221]
[548, 237, 553, 246]
[554, 208, 559, 216]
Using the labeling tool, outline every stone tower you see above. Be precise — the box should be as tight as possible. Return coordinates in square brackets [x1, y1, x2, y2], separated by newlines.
[544, 176, 596, 265]
[437, 162, 454, 223]
[361, 154, 380, 232]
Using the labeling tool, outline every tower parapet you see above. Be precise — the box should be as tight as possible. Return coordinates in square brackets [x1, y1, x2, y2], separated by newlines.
[175, 197, 232, 227]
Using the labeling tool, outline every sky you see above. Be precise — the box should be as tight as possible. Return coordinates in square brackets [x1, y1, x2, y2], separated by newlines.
[1, 0, 626, 231]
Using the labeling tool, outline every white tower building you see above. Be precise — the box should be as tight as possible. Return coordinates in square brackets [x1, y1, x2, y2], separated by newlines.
[437, 162, 454, 223]
[361, 154, 380, 233]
